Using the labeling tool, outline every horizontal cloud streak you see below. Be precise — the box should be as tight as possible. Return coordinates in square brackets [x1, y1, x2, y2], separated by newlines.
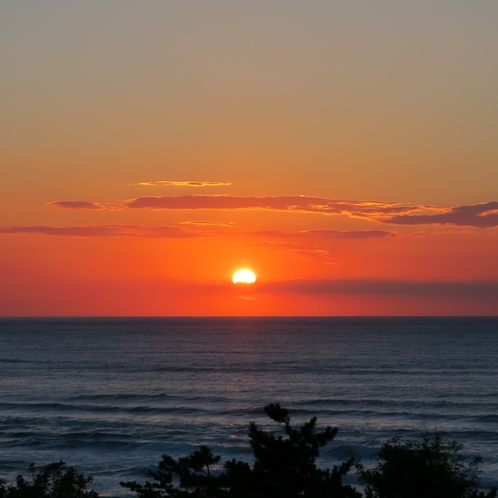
[47, 201, 114, 210]
[261, 278, 498, 296]
[301, 229, 395, 239]
[244, 229, 397, 240]
[247, 240, 331, 259]
[124, 195, 406, 216]
[1, 225, 394, 241]
[385, 202, 498, 228]
[1, 225, 197, 238]
[289, 249, 330, 259]
[138, 180, 231, 187]
[124, 196, 498, 228]
[180, 220, 234, 227]
[250, 241, 304, 249]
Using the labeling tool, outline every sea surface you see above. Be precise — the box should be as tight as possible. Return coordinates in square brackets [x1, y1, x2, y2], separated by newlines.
[0, 317, 497, 495]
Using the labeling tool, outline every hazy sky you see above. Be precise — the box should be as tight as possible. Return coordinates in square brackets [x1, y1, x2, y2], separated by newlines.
[1, 1, 497, 315]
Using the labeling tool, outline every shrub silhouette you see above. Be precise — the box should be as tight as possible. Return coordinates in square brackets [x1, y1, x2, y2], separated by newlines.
[1, 406, 496, 497]
[121, 403, 361, 498]
[0, 461, 98, 498]
[356, 435, 497, 498]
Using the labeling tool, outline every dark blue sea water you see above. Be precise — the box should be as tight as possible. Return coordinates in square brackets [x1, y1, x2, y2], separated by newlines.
[1, 318, 497, 496]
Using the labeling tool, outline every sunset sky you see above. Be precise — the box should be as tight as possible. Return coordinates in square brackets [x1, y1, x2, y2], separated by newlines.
[1, 1, 497, 315]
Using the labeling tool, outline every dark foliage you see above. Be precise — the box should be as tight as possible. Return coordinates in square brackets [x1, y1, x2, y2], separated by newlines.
[2, 407, 496, 498]
[0, 461, 98, 498]
[121, 445, 224, 498]
[121, 403, 360, 498]
[357, 435, 497, 498]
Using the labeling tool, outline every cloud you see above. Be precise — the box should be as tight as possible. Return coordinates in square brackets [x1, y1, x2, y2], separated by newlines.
[0, 225, 198, 238]
[180, 220, 234, 227]
[48, 201, 117, 210]
[250, 240, 304, 250]
[260, 278, 498, 296]
[384, 202, 498, 228]
[44, 195, 498, 229]
[124, 195, 498, 228]
[123, 195, 407, 216]
[289, 249, 330, 259]
[242, 229, 396, 241]
[0, 224, 393, 242]
[137, 181, 232, 187]
[250, 241, 330, 258]
[301, 229, 395, 239]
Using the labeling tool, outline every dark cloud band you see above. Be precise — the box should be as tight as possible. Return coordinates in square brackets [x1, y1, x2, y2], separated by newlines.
[47, 201, 115, 210]
[384, 202, 498, 228]
[261, 278, 498, 296]
[0, 225, 197, 238]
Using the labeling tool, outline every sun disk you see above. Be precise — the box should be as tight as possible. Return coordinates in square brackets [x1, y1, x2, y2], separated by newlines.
[232, 269, 256, 284]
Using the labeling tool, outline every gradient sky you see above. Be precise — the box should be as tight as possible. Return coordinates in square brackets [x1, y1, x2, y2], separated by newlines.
[1, 1, 497, 315]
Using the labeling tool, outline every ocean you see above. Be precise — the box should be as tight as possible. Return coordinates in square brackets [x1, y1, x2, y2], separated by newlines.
[0, 317, 497, 496]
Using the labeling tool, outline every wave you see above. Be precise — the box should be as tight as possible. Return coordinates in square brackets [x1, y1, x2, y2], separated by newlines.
[3, 400, 498, 428]
[1, 318, 497, 495]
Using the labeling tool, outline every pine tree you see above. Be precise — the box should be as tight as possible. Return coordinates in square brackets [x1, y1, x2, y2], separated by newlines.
[121, 403, 360, 498]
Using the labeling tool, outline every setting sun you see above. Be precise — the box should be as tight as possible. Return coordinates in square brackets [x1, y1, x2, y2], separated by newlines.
[232, 269, 257, 284]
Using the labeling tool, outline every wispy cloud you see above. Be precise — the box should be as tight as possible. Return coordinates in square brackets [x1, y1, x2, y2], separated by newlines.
[137, 181, 232, 187]
[289, 249, 330, 259]
[124, 195, 498, 228]
[260, 278, 498, 296]
[180, 220, 234, 227]
[0, 224, 393, 242]
[245, 231, 393, 258]
[250, 240, 304, 250]
[1, 225, 198, 238]
[384, 202, 498, 228]
[301, 229, 395, 239]
[249, 241, 331, 260]
[234, 229, 396, 241]
[47, 201, 118, 210]
[124, 195, 406, 216]
[44, 196, 498, 229]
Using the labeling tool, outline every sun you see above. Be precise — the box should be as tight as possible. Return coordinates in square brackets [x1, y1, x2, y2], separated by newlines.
[232, 269, 257, 284]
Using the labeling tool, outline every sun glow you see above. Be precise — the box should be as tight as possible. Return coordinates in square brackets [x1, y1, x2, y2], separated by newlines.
[232, 269, 257, 284]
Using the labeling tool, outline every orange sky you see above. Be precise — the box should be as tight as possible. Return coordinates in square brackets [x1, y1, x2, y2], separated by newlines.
[1, 2, 497, 315]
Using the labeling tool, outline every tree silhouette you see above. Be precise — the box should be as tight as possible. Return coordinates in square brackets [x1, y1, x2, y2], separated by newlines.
[122, 445, 225, 498]
[0, 461, 98, 498]
[356, 435, 497, 498]
[121, 403, 360, 498]
[2, 407, 496, 497]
